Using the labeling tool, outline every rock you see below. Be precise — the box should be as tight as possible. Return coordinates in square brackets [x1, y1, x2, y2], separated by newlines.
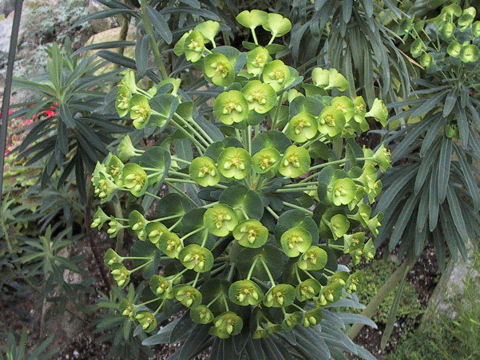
[84, 23, 136, 60]
[86, 0, 118, 34]
[0, 0, 15, 16]
[0, 9, 25, 53]
[422, 240, 479, 324]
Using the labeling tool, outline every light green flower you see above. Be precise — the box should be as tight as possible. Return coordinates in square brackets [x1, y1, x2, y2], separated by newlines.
[210, 312, 243, 339]
[184, 30, 205, 62]
[174, 285, 202, 307]
[233, 219, 269, 248]
[262, 13, 292, 38]
[262, 60, 291, 92]
[264, 284, 296, 307]
[318, 106, 345, 137]
[179, 244, 214, 273]
[365, 98, 388, 127]
[286, 111, 318, 143]
[298, 246, 328, 271]
[325, 69, 349, 92]
[189, 156, 220, 187]
[204, 53, 235, 86]
[247, 46, 270, 75]
[460, 44, 480, 63]
[150, 275, 174, 299]
[203, 203, 238, 237]
[242, 80, 277, 114]
[213, 90, 249, 125]
[91, 207, 110, 230]
[190, 305, 214, 324]
[195, 20, 220, 44]
[218, 147, 251, 180]
[278, 145, 311, 178]
[252, 147, 281, 174]
[117, 135, 138, 162]
[122, 163, 148, 197]
[296, 278, 321, 302]
[280, 226, 312, 257]
[229, 280, 264, 306]
[158, 231, 183, 258]
[311, 67, 330, 87]
[135, 311, 157, 332]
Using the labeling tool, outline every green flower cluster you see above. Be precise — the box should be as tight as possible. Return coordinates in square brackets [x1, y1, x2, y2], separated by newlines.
[91, 12, 391, 339]
[402, 5, 480, 69]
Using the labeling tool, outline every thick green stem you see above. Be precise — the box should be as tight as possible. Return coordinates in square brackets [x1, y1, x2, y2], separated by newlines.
[282, 201, 313, 215]
[140, 0, 168, 79]
[173, 114, 212, 147]
[113, 199, 125, 252]
[347, 261, 412, 339]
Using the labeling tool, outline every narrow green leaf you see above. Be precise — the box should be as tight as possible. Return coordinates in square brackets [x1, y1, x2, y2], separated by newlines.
[437, 137, 452, 203]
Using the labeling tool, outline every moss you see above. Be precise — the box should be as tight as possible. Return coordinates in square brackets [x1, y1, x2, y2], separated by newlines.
[355, 259, 423, 324]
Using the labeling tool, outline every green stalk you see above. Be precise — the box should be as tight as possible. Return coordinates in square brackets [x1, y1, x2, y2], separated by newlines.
[128, 259, 153, 274]
[165, 177, 197, 185]
[251, 27, 259, 45]
[282, 201, 313, 215]
[173, 114, 211, 147]
[140, 0, 168, 79]
[346, 261, 412, 339]
[180, 226, 206, 241]
[171, 118, 209, 148]
[175, 113, 214, 144]
[113, 198, 125, 252]
[170, 119, 206, 152]
[247, 257, 259, 280]
[260, 258, 276, 286]
[171, 156, 191, 165]
[266, 206, 280, 220]
[271, 92, 286, 129]
[275, 187, 317, 193]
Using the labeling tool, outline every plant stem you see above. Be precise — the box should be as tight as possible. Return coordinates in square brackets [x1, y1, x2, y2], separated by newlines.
[165, 177, 197, 185]
[251, 28, 259, 45]
[171, 156, 191, 165]
[140, 0, 168, 79]
[168, 217, 183, 231]
[346, 261, 412, 339]
[282, 201, 313, 215]
[275, 187, 317, 193]
[271, 92, 286, 129]
[171, 119, 207, 152]
[113, 198, 125, 252]
[173, 114, 211, 147]
[180, 226, 206, 241]
[260, 258, 276, 286]
[266, 206, 280, 220]
[175, 113, 214, 144]
[247, 257, 259, 280]
[129, 259, 153, 273]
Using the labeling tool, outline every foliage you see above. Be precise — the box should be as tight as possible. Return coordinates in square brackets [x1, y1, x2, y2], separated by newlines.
[12, 42, 127, 198]
[276, 0, 411, 104]
[376, 3, 480, 267]
[387, 251, 480, 360]
[93, 286, 153, 360]
[354, 259, 423, 324]
[0, 331, 56, 360]
[88, 6, 395, 358]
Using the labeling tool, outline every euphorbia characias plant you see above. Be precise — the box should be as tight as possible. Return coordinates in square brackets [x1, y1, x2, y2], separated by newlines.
[91, 9, 390, 359]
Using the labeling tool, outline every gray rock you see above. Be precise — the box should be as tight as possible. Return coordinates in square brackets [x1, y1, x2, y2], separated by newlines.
[422, 240, 479, 324]
[0, 0, 15, 16]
